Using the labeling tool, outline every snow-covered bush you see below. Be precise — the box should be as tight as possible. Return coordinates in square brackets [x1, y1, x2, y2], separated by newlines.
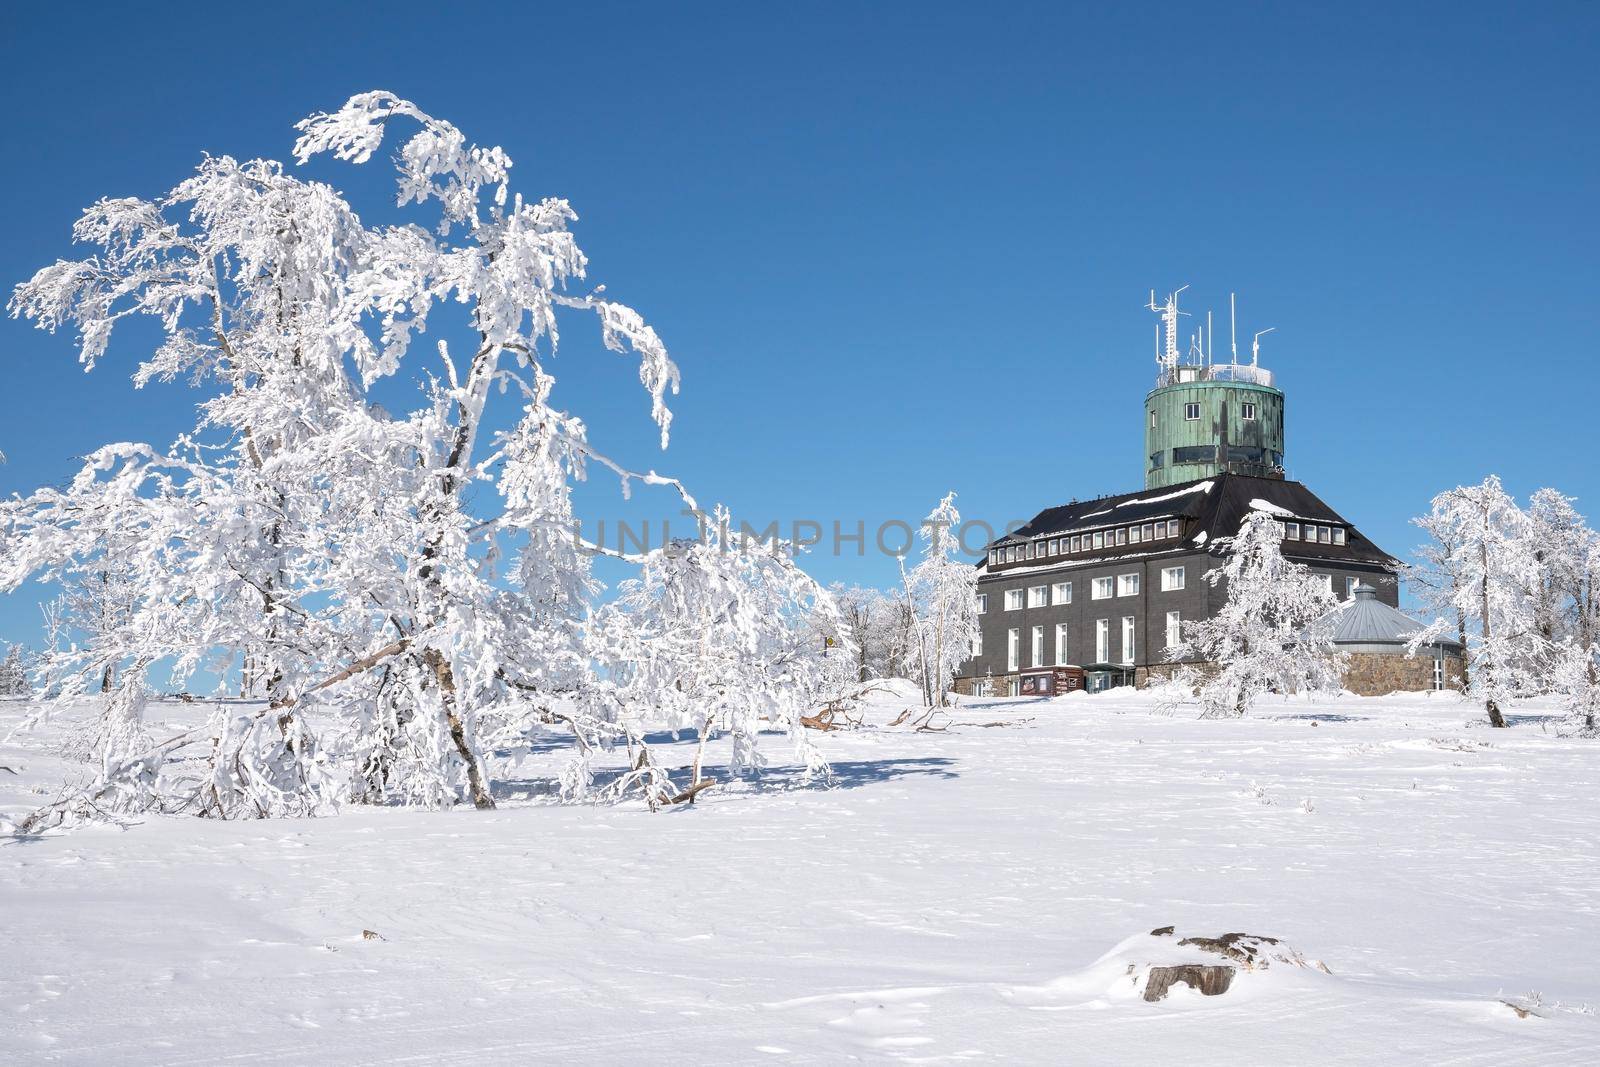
[1167, 509, 1343, 718]
[1, 91, 834, 826]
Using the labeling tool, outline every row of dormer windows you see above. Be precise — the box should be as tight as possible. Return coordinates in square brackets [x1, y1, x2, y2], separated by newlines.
[988, 519, 1183, 567]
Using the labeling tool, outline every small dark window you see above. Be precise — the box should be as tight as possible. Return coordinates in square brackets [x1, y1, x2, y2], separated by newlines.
[1172, 445, 1214, 465]
[1149, 451, 1165, 469]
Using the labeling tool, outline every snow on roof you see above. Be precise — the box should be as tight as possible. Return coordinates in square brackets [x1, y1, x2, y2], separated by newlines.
[1248, 497, 1295, 518]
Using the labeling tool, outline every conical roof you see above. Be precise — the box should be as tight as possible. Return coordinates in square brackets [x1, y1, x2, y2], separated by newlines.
[1323, 585, 1461, 650]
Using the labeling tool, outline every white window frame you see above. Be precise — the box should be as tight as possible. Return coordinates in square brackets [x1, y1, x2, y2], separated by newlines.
[1285, 522, 1300, 540]
[1055, 623, 1068, 666]
[1052, 581, 1072, 605]
[1028, 585, 1048, 609]
[1117, 527, 1128, 546]
[972, 629, 983, 656]
[1095, 619, 1109, 663]
[1433, 656, 1445, 691]
[1118, 573, 1140, 597]
[1345, 577, 1359, 599]
[1092, 577, 1115, 601]
[1150, 410, 1157, 428]
[1007, 628, 1020, 671]
[976, 593, 988, 614]
[1318, 574, 1334, 593]
[1333, 528, 1346, 546]
[1005, 589, 1024, 611]
[1031, 625, 1044, 668]
[1184, 402, 1201, 421]
[1093, 531, 1105, 550]
[1241, 401, 1257, 421]
[1165, 610, 1181, 648]
[1161, 566, 1185, 591]
[1129, 525, 1142, 544]
[1048, 538, 1059, 555]
[1121, 616, 1135, 665]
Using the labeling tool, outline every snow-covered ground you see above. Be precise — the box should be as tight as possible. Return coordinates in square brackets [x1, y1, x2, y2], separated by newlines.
[3, 687, 1597, 1064]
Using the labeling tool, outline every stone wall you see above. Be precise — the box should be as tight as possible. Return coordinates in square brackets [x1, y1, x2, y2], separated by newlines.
[1341, 650, 1464, 697]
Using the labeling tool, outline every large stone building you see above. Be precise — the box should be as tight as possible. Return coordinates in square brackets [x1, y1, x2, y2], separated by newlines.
[954, 289, 1458, 697]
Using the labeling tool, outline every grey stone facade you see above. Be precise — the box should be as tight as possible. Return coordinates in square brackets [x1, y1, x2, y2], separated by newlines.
[960, 544, 1397, 693]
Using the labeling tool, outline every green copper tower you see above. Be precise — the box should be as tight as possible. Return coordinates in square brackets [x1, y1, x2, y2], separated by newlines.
[1143, 288, 1286, 490]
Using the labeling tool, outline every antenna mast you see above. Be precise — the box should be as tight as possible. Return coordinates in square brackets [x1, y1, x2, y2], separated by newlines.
[1252, 327, 1275, 368]
[1146, 285, 1189, 383]
[1230, 293, 1238, 362]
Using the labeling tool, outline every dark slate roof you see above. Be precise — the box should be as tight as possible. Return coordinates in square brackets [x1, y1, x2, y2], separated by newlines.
[1322, 584, 1461, 649]
[995, 473, 1397, 570]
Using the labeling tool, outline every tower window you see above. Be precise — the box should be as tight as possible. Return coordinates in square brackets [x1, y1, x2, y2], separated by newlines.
[1241, 402, 1258, 420]
[1150, 451, 1164, 469]
[1183, 402, 1201, 421]
[1150, 410, 1158, 428]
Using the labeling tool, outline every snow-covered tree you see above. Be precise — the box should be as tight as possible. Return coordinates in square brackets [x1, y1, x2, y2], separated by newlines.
[0, 643, 29, 697]
[901, 493, 980, 708]
[1, 91, 744, 826]
[1168, 509, 1344, 718]
[582, 508, 842, 805]
[1524, 489, 1600, 732]
[1407, 477, 1542, 728]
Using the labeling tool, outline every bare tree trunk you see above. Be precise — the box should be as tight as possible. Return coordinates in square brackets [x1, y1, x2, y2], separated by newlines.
[1479, 560, 1507, 728]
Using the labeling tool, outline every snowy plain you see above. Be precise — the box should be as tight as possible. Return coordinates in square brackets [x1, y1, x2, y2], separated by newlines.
[2, 687, 1597, 1064]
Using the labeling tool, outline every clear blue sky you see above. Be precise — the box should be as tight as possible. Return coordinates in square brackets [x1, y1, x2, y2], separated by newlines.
[1, 1, 1596, 646]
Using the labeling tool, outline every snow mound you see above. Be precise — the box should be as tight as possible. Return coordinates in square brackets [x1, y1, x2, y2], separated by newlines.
[1001, 928, 1330, 1009]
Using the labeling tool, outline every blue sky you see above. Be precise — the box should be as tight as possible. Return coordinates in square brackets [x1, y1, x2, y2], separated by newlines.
[1, 1, 1596, 646]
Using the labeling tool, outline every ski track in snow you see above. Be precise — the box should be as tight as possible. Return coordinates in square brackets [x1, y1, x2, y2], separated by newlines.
[2, 689, 1597, 1064]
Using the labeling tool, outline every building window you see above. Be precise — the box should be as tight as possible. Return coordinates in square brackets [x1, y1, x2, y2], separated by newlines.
[1318, 574, 1333, 593]
[1092, 577, 1115, 600]
[1028, 585, 1048, 609]
[1005, 589, 1024, 611]
[989, 550, 1000, 566]
[1173, 445, 1214, 464]
[1166, 610, 1181, 647]
[1093, 531, 1105, 550]
[1031, 625, 1044, 667]
[1161, 566, 1185, 591]
[976, 593, 988, 614]
[1432, 656, 1445, 691]
[1129, 525, 1142, 544]
[1184, 402, 1201, 421]
[1118, 573, 1140, 597]
[1318, 526, 1331, 544]
[1055, 623, 1068, 665]
[1048, 538, 1059, 555]
[1150, 451, 1164, 470]
[1024, 542, 1033, 560]
[1121, 616, 1135, 664]
[1071, 535, 1081, 553]
[1241, 402, 1258, 421]
[1007, 677, 1020, 697]
[1332, 528, 1346, 546]
[1285, 522, 1300, 540]
[1096, 619, 1109, 663]
[1142, 522, 1155, 541]
[1345, 577, 1359, 599]
[972, 629, 983, 656]
[1052, 582, 1071, 605]
[1167, 519, 1181, 537]
[1007, 628, 1020, 671]
[1150, 410, 1158, 428]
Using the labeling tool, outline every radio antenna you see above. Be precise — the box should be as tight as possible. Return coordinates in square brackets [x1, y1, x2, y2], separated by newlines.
[1230, 293, 1238, 362]
[1252, 326, 1275, 368]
